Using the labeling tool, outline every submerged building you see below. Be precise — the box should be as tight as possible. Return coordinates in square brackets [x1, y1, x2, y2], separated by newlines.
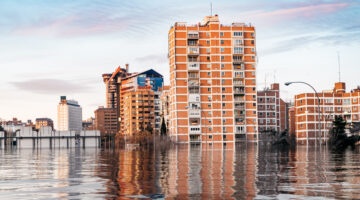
[57, 96, 82, 131]
[168, 15, 258, 144]
[291, 82, 360, 144]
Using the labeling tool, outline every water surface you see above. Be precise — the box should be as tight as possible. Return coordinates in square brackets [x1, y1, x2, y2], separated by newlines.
[1, 143, 360, 199]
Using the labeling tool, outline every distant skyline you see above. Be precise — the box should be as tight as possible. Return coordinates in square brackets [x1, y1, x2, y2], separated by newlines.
[1, 0, 359, 125]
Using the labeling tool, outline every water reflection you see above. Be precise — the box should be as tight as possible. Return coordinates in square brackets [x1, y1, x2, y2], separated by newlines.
[100, 143, 360, 199]
[1, 144, 360, 199]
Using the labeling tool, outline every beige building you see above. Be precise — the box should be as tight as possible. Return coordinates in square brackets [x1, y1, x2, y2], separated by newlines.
[123, 87, 155, 136]
[168, 15, 258, 143]
[35, 118, 54, 130]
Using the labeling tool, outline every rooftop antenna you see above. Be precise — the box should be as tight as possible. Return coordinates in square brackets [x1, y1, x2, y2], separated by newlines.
[337, 51, 341, 82]
[210, 2, 213, 16]
[273, 70, 277, 83]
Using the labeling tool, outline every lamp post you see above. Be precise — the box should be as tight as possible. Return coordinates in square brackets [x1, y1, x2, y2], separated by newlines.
[285, 81, 321, 145]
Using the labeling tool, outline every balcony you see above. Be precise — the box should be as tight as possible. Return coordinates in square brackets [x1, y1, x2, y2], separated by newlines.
[234, 87, 245, 95]
[188, 62, 200, 71]
[188, 109, 201, 117]
[235, 117, 245, 125]
[233, 72, 244, 79]
[188, 72, 199, 79]
[190, 134, 201, 143]
[188, 32, 199, 39]
[188, 87, 200, 94]
[233, 56, 243, 64]
[234, 96, 245, 102]
[233, 81, 244, 86]
[188, 47, 199, 55]
[234, 104, 245, 110]
[189, 94, 200, 102]
[189, 126, 201, 134]
[233, 63, 244, 70]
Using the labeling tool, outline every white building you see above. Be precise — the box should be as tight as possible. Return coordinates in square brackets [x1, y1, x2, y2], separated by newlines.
[57, 96, 82, 131]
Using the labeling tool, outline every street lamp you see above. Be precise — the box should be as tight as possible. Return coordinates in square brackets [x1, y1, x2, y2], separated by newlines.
[285, 81, 321, 145]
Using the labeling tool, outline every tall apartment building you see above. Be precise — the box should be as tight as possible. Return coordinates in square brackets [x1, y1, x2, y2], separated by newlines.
[102, 64, 131, 109]
[35, 118, 54, 130]
[101, 65, 131, 133]
[292, 82, 360, 144]
[168, 15, 258, 143]
[123, 87, 155, 135]
[57, 96, 82, 131]
[257, 83, 287, 134]
[119, 69, 163, 135]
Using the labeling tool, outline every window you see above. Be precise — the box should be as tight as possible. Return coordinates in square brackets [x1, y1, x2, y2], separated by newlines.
[251, 40, 254, 44]
[222, 103, 226, 107]
[221, 56, 225, 61]
[222, 87, 226, 92]
[220, 40, 224, 45]
[222, 79, 225, 84]
[206, 48, 210, 53]
[234, 47, 243, 54]
[251, 48, 255, 52]
[220, 32, 224, 37]
[221, 71, 225, 76]
[207, 88, 211, 92]
[207, 64, 211, 68]
[233, 32, 243, 37]
[207, 72, 211, 76]
[222, 95, 225, 99]
[234, 39, 242, 46]
[221, 47, 225, 52]
[221, 64, 225, 69]
[206, 40, 210, 45]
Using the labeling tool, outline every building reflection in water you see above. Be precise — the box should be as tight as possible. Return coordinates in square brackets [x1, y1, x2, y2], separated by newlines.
[97, 143, 360, 199]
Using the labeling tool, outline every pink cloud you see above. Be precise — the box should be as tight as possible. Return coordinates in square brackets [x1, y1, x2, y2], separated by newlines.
[13, 14, 132, 37]
[251, 3, 349, 22]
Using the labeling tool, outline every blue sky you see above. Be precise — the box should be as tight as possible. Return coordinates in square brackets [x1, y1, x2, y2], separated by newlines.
[1, 0, 359, 126]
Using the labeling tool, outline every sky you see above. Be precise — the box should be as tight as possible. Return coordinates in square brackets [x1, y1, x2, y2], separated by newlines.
[0, 0, 359, 127]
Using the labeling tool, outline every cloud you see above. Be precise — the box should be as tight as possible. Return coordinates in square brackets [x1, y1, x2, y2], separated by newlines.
[250, 2, 349, 25]
[135, 54, 167, 65]
[11, 79, 93, 94]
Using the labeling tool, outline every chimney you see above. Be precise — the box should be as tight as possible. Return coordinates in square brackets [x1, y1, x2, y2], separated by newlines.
[125, 63, 129, 72]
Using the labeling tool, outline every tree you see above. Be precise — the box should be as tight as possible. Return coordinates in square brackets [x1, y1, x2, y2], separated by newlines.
[328, 115, 359, 151]
[160, 117, 167, 136]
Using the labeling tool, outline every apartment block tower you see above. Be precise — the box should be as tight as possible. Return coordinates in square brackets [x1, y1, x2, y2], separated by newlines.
[168, 15, 258, 143]
[101, 65, 131, 135]
[57, 96, 82, 131]
[119, 69, 163, 136]
[292, 82, 360, 144]
[257, 83, 287, 134]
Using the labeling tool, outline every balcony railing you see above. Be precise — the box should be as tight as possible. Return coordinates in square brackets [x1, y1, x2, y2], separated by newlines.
[188, 32, 199, 39]
[233, 81, 244, 86]
[189, 126, 201, 134]
[188, 109, 201, 117]
[234, 86, 245, 94]
[188, 47, 199, 55]
[188, 62, 200, 71]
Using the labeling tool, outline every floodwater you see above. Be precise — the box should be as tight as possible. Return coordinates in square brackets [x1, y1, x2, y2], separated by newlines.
[1, 143, 360, 199]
